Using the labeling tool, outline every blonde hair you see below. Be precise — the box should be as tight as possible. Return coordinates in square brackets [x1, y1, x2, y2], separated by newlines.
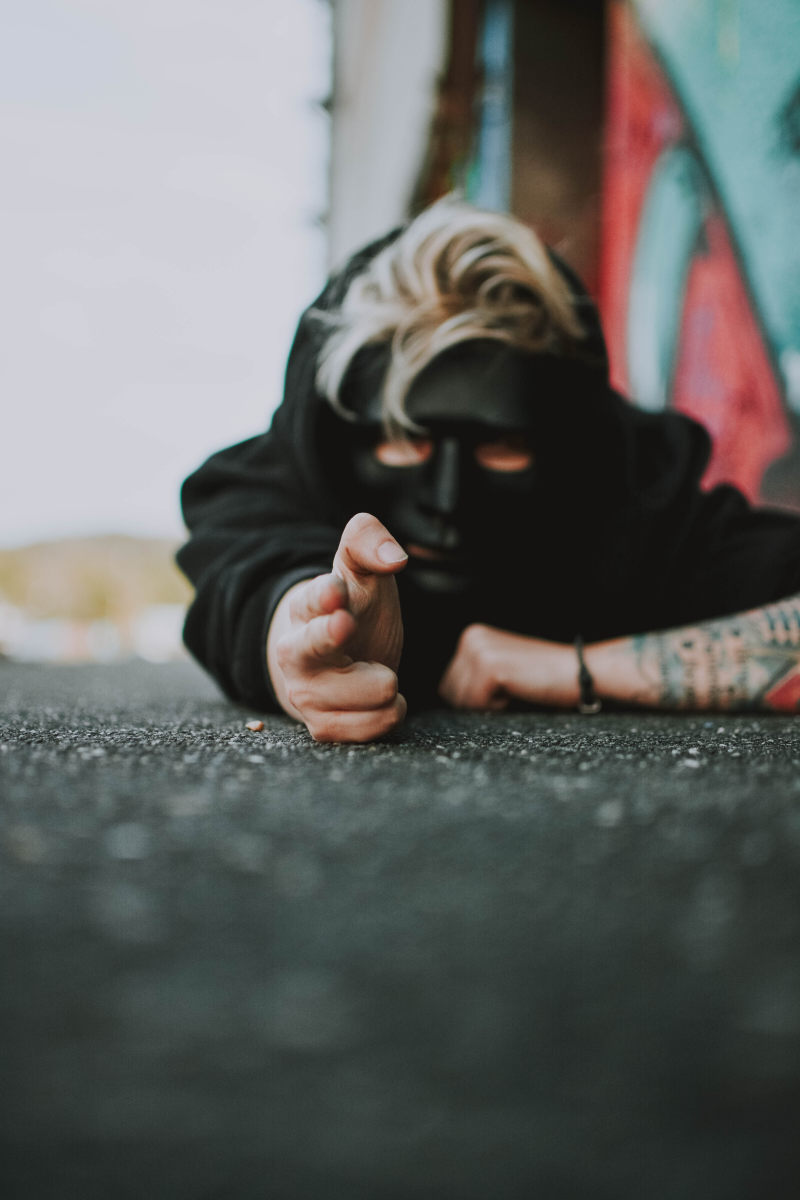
[314, 195, 586, 436]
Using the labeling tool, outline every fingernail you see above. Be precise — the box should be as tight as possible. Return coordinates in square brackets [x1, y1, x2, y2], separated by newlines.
[378, 540, 407, 564]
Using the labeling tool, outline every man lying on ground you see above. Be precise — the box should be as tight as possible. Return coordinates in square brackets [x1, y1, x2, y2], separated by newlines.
[177, 198, 800, 742]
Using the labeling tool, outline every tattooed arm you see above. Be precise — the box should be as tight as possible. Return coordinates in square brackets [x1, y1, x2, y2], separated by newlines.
[584, 593, 800, 712]
[438, 595, 800, 712]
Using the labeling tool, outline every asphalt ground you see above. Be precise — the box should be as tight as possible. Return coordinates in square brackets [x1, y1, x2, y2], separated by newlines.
[2, 659, 800, 1199]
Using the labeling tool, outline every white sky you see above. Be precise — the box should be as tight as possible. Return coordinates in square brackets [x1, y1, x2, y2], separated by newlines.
[0, 0, 329, 548]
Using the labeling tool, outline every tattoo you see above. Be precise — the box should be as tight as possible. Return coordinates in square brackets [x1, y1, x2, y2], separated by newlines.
[631, 594, 800, 711]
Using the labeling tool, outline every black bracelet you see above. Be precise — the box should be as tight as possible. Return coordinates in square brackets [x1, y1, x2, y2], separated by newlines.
[575, 635, 602, 714]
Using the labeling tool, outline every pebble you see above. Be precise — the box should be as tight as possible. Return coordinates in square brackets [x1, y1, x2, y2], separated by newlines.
[245, 720, 264, 732]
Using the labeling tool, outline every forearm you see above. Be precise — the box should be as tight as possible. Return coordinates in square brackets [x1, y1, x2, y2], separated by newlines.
[585, 593, 800, 712]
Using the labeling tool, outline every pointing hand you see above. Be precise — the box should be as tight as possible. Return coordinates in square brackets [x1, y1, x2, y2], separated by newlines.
[268, 513, 408, 742]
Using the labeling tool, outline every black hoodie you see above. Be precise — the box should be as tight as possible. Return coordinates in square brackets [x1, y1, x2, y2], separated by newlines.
[177, 232, 800, 710]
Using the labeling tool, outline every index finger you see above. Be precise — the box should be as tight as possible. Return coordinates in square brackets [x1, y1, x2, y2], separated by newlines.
[289, 573, 348, 624]
[295, 607, 356, 667]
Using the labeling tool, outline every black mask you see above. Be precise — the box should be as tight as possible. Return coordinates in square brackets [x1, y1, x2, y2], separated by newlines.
[322, 341, 608, 597]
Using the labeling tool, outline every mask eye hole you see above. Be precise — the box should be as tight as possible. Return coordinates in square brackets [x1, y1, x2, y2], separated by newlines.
[374, 437, 433, 466]
[475, 434, 533, 473]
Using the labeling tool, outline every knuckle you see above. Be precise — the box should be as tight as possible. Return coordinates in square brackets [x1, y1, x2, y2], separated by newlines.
[377, 696, 405, 734]
[373, 666, 398, 707]
[459, 623, 486, 653]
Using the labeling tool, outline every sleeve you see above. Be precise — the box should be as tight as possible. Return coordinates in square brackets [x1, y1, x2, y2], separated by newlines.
[176, 430, 340, 709]
[175, 225, 411, 708]
[626, 408, 800, 629]
[670, 484, 800, 623]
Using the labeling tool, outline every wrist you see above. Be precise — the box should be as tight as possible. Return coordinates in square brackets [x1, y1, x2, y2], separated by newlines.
[560, 643, 584, 707]
[507, 637, 581, 708]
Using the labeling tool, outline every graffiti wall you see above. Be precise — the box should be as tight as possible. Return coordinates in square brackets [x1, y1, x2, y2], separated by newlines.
[600, 0, 800, 508]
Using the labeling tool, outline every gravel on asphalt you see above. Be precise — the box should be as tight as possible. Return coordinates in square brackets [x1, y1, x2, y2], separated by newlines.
[2, 659, 800, 1199]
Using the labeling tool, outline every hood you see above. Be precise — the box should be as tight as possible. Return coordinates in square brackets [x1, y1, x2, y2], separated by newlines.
[268, 226, 612, 516]
[267, 222, 717, 655]
[268, 228, 404, 513]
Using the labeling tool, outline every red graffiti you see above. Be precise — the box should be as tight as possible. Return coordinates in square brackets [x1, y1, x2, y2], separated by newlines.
[764, 669, 800, 711]
[600, 3, 789, 502]
[672, 213, 789, 500]
[600, 2, 684, 397]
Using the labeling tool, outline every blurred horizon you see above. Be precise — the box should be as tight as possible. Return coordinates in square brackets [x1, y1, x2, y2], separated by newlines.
[0, 533, 189, 663]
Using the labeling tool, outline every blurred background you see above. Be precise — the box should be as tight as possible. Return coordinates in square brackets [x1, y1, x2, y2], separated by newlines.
[3, 0, 799, 664]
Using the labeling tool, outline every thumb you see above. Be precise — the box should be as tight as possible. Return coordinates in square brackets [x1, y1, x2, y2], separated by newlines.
[333, 512, 408, 581]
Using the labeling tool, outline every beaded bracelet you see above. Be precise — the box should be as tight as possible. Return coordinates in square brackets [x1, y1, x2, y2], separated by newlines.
[575, 635, 602, 714]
